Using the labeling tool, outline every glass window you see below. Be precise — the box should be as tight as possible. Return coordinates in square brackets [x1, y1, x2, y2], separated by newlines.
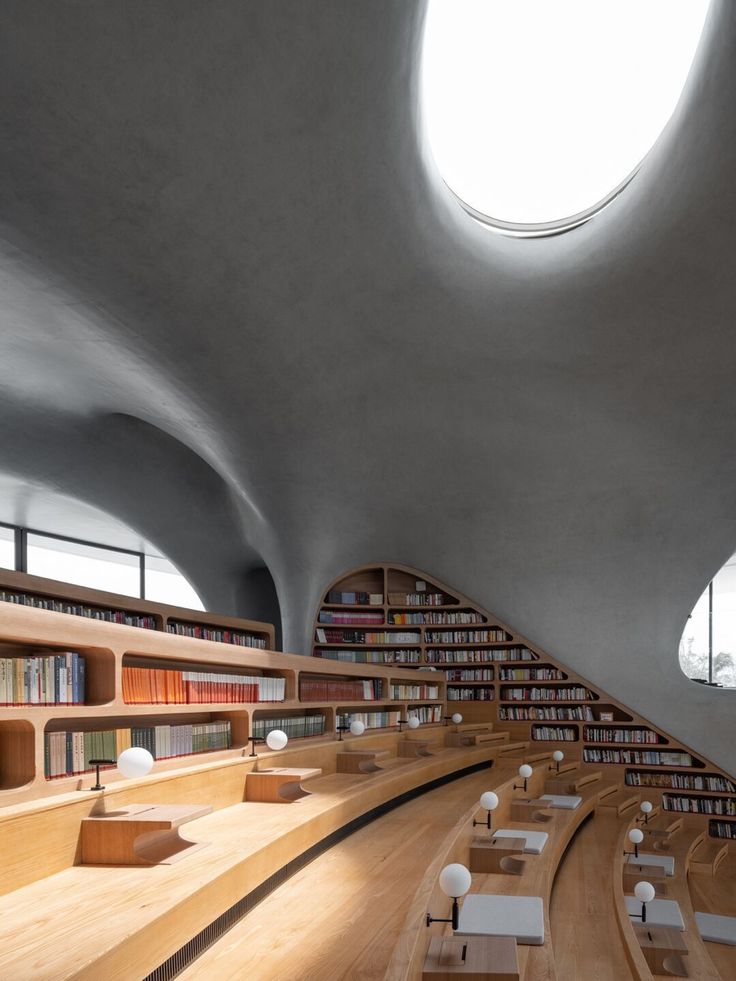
[27, 533, 140, 598]
[422, 0, 710, 233]
[680, 554, 736, 688]
[145, 554, 204, 610]
[0, 526, 15, 571]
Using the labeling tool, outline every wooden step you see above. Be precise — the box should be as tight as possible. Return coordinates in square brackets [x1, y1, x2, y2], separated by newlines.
[690, 839, 730, 876]
[597, 789, 639, 815]
[645, 814, 683, 839]
[546, 769, 600, 795]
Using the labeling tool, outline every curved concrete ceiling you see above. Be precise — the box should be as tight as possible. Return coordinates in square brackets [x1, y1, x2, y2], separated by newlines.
[0, 1, 735, 772]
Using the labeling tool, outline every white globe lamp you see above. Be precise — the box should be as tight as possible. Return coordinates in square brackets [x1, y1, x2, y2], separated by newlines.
[427, 863, 472, 930]
[265, 729, 288, 751]
[474, 790, 500, 832]
[117, 746, 154, 779]
[349, 719, 366, 736]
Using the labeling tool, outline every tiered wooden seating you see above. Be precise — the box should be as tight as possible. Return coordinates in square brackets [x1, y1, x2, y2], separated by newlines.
[688, 848, 736, 980]
[545, 769, 601, 795]
[0, 734, 515, 980]
[598, 788, 640, 816]
[80, 803, 212, 865]
[613, 816, 722, 979]
[336, 749, 390, 772]
[387, 760, 606, 980]
[689, 839, 730, 876]
[244, 766, 322, 802]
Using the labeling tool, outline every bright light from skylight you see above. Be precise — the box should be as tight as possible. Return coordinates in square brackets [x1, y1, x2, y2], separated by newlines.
[422, 0, 710, 232]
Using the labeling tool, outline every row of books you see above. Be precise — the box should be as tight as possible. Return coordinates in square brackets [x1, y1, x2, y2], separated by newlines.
[424, 630, 508, 643]
[166, 622, 267, 649]
[388, 611, 485, 625]
[531, 726, 578, 741]
[583, 726, 661, 744]
[299, 678, 382, 702]
[390, 684, 439, 700]
[325, 591, 383, 605]
[318, 611, 385, 625]
[447, 686, 494, 701]
[0, 590, 157, 629]
[425, 648, 535, 663]
[387, 592, 450, 606]
[625, 770, 736, 793]
[500, 686, 593, 702]
[0, 652, 84, 705]
[45, 720, 232, 779]
[122, 666, 285, 704]
[314, 629, 420, 645]
[499, 705, 594, 721]
[252, 715, 326, 740]
[336, 710, 400, 729]
[410, 704, 443, 723]
[312, 649, 421, 664]
[662, 794, 736, 816]
[583, 748, 694, 766]
[444, 668, 494, 681]
[497, 667, 565, 681]
[709, 821, 736, 839]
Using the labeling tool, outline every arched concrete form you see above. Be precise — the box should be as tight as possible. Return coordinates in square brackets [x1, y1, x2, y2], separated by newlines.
[0, 2, 734, 772]
[0, 411, 281, 636]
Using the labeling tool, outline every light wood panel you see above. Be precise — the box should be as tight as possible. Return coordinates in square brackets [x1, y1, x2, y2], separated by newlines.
[0, 742, 512, 980]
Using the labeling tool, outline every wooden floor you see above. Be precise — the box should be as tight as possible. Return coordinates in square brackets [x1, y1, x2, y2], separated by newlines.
[550, 809, 634, 980]
[688, 850, 736, 981]
[179, 769, 498, 981]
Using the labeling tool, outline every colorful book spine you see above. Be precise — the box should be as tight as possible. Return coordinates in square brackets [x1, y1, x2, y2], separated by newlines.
[299, 677, 382, 701]
[122, 666, 284, 704]
[0, 653, 85, 705]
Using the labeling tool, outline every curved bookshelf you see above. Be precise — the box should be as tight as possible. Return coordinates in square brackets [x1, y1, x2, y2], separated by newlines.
[313, 562, 736, 838]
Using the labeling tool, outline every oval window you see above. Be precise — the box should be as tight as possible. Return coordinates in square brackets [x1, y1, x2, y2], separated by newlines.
[421, 0, 711, 235]
[680, 553, 736, 688]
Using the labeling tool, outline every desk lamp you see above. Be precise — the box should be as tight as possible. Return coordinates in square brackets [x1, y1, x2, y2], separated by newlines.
[426, 863, 472, 930]
[549, 750, 565, 773]
[473, 791, 499, 832]
[631, 881, 656, 923]
[639, 800, 653, 824]
[513, 763, 533, 793]
[249, 729, 288, 756]
[625, 827, 644, 860]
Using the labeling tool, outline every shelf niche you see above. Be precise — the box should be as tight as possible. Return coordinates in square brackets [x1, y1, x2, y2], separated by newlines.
[0, 640, 115, 707]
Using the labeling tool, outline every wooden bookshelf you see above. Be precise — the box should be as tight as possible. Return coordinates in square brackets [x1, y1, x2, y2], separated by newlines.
[313, 563, 736, 837]
[0, 573, 450, 803]
[0, 568, 275, 649]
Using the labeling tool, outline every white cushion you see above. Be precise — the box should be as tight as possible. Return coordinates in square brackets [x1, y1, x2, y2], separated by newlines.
[626, 896, 684, 930]
[493, 828, 549, 854]
[539, 794, 582, 809]
[625, 852, 675, 876]
[456, 894, 545, 945]
[695, 912, 736, 945]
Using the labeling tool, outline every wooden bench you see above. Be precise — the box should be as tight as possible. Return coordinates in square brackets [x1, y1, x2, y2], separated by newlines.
[81, 803, 213, 866]
[397, 739, 435, 759]
[597, 788, 639, 816]
[690, 839, 730, 876]
[545, 770, 601, 795]
[245, 767, 322, 802]
[336, 750, 389, 773]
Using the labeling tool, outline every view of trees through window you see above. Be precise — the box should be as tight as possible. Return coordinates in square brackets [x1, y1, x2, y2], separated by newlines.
[679, 553, 736, 687]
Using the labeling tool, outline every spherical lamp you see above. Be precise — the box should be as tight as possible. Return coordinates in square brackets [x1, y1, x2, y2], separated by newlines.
[551, 749, 565, 773]
[451, 713, 463, 726]
[474, 790, 500, 832]
[515, 763, 533, 793]
[633, 880, 656, 922]
[427, 863, 472, 930]
[265, 729, 288, 751]
[117, 747, 154, 779]
[439, 863, 472, 899]
[640, 800, 653, 824]
[407, 716, 420, 730]
[628, 827, 644, 859]
[349, 720, 366, 736]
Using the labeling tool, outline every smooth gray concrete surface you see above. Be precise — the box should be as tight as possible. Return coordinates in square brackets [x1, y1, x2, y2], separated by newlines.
[0, 1, 734, 772]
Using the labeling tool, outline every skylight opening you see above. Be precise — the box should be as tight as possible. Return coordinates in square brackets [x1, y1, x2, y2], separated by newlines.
[421, 0, 710, 236]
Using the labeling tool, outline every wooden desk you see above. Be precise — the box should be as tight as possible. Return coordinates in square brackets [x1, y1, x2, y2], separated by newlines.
[336, 751, 388, 774]
[398, 739, 435, 759]
[422, 936, 519, 980]
[469, 835, 525, 874]
[633, 923, 688, 974]
[509, 799, 555, 823]
[245, 767, 322, 803]
[81, 803, 212, 866]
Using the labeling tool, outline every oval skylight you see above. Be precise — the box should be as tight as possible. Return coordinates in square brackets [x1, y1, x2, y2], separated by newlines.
[421, 0, 710, 234]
